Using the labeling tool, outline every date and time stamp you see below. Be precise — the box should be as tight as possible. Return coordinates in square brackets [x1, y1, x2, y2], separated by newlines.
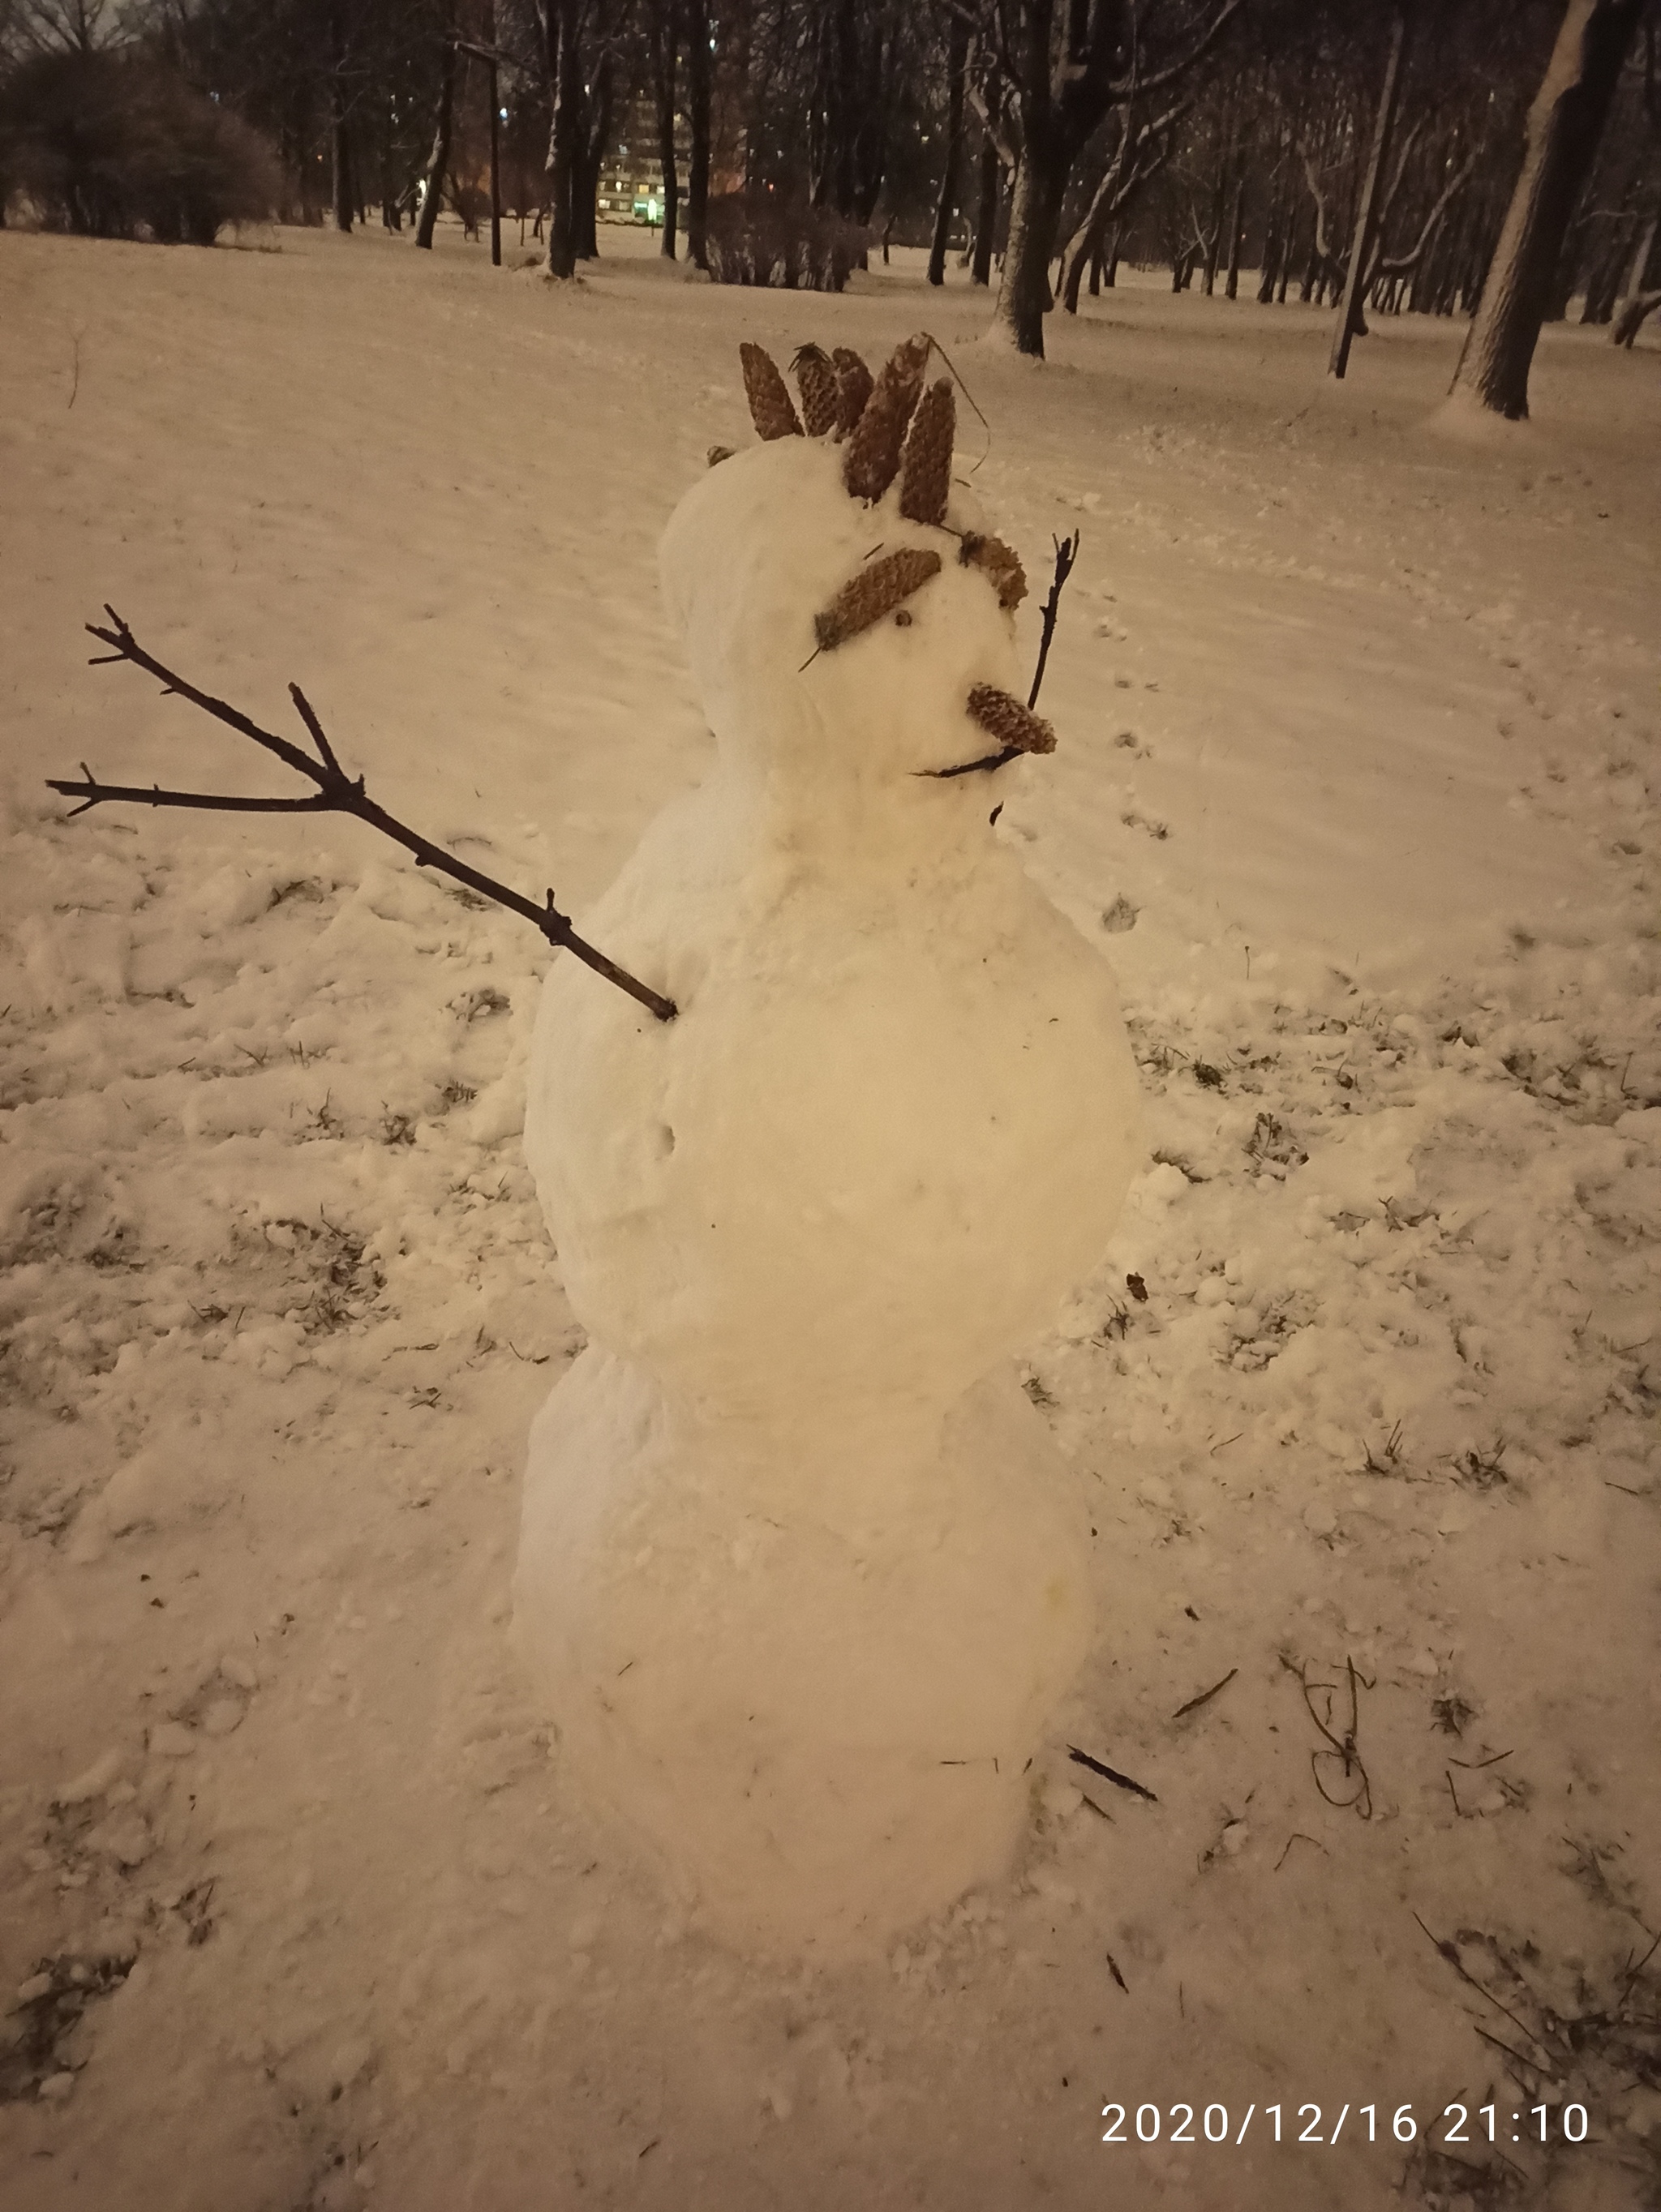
[1101, 2099, 1593, 2150]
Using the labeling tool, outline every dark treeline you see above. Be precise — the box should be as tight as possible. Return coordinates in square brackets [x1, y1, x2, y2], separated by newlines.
[2, 0, 1657, 354]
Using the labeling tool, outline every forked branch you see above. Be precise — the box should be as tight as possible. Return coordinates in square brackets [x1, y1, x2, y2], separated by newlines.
[52, 611, 678, 1022]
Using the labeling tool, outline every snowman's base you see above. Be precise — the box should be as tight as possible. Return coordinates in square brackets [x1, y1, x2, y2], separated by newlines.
[513, 1346, 1093, 1955]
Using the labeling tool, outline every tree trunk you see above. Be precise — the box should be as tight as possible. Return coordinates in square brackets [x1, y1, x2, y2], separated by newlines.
[1611, 204, 1660, 328]
[1257, 173, 1285, 302]
[331, 118, 355, 233]
[1224, 176, 1245, 297]
[994, 139, 1069, 356]
[486, 15, 502, 269]
[927, 14, 969, 286]
[1450, 0, 1647, 419]
[650, 0, 680, 260]
[1329, 6, 1409, 378]
[1581, 223, 1631, 321]
[328, 1, 353, 234]
[1058, 114, 1127, 313]
[1200, 180, 1223, 293]
[971, 133, 999, 286]
[539, 0, 582, 278]
[575, 51, 612, 258]
[1612, 286, 1661, 344]
[685, 0, 711, 270]
[414, 18, 457, 251]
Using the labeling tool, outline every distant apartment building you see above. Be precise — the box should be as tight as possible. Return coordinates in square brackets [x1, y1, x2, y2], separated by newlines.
[597, 98, 691, 225]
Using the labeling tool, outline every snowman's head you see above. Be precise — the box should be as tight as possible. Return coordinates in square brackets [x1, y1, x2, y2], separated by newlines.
[659, 337, 1055, 799]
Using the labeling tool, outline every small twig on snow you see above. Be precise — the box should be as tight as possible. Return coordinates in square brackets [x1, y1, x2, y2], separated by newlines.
[1172, 1666, 1237, 1721]
[1067, 1745, 1158, 1802]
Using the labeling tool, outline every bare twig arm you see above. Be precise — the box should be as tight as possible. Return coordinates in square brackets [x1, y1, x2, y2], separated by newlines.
[52, 612, 678, 1023]
[1027, 531, 1079, 710]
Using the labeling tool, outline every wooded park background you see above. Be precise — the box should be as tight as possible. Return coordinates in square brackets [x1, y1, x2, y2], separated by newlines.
[2, 1, 1659, 400]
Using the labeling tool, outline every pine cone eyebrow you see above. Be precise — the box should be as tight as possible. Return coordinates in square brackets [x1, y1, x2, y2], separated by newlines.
[813, 548, 943, 651]
[959, 533, 1028, 611]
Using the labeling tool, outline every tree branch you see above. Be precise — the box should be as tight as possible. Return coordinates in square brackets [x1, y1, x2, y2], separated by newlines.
[52, 611, 678, 1023]
[1375, 138, 1483, 279]
[1112, 0, 1248, 101]
[1301, 149, 1341, 269]
[1028, 530, 1079, 709]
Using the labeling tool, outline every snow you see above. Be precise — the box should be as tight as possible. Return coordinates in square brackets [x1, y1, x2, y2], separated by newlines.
[1, 221, 1659, 2210]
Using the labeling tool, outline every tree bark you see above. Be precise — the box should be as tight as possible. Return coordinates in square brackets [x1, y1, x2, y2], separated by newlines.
[971, 131, 999, 285]
[328, 0, 353, 234]
[994, 144, 1069, 350]
[649, 0, 680, 260]
[538, 0, 582, 278]
[1612, 285, 1661, 343]
[1058, 103, 1176, 311]
[685, 0, 711, 269]
[414, 16, 457, 251]
[1449, 0, 1647, 419]
[486, 9, 502, 268]
[928, 15, 970, 286]
[990, 0, 1247, 358]
[1610, 204, 1660, 329]
[1329, 6, 1409, 378]
[575, 49, 612, 259]
[1223, 176, 1245, 297]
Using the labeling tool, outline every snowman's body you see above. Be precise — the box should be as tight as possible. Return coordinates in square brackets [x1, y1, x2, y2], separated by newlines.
[514, 408, 1143, 1953]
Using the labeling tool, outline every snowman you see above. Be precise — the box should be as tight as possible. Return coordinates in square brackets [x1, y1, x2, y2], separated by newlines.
[513, 336, 1144, 1953]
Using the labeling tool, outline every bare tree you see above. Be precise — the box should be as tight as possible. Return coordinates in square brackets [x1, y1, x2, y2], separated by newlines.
[966, 0, 1247, 357]
[6, 0, 120, 51]
[325, 0, 354, 229]
[1057, 94, 1184, 311]
[1328, 4, 1409, 375]
[927, 10, 968, 284]
[1607, 13, 1661, 332]
[1449, 0, 1648, 418]
[684, 0, 709, 268]
[414, 2, 457, 246]
[645, 0, 679, 258]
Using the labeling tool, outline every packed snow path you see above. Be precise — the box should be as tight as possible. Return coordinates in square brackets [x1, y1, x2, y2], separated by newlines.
[1, 224, 1658, 2212]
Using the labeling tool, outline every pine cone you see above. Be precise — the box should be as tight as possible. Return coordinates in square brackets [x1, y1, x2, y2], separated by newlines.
[831, 347, 874, 435]
[898, 378, 955, 527]
[791, 344, 840, 437]
[813, 548, 943, 651]
[966, 684, 1055, 755]
[740, 342, 803, 441]
[842, 333, 931, 503]
[959, 532, 1027, 611]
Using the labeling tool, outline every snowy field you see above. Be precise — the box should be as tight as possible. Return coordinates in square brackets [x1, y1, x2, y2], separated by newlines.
[1, 220, 1658, 2212]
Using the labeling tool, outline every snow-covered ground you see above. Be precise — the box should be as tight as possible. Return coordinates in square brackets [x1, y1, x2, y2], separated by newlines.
[1, 221, 1658, 2212]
